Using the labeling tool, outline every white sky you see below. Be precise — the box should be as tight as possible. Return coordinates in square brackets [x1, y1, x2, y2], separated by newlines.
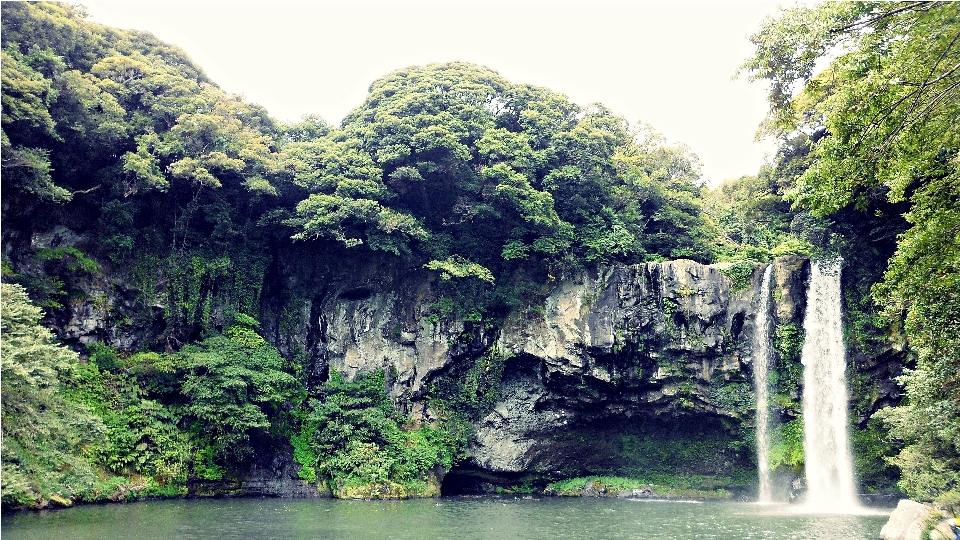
[84, 1, 787, 185]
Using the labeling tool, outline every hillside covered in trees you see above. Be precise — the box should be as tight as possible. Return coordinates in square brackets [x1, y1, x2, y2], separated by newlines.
[1, 1, 956, 514]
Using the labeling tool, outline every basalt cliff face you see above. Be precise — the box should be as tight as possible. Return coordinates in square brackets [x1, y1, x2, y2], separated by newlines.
[21, 234, 902, 495]
[253, 252, 814, 492]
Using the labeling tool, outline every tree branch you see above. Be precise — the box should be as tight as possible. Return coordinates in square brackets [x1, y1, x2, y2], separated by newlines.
[70, 185, 101, 196]
[854, 30, 960, 154]
[872, 62, 960, 156]
[829, 1, 939, 35]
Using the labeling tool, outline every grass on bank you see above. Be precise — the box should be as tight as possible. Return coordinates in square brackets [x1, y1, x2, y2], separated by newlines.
[544, 475, 736, 499]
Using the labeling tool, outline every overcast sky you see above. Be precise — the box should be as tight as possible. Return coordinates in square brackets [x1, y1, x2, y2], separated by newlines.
[84, 1, 787, 185]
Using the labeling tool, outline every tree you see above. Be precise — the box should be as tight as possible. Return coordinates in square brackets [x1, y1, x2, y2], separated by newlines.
[300, 62, 715, 275]
[1, 2, 292, 344]
[1, 284, 106, 507]
[742, 1, 958, 214]
[178, 321, 299, 473]
[1, 47, 69, 202]
[742, 1, 960, 505]
[299, 370, 459, 497]
[612, 126, 716, 262]
[279, 135, 428, 253]
[703, 134, 820, 263]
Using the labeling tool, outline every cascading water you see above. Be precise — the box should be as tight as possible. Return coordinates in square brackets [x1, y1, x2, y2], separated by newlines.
[754, 264, 774, 503]
[800, 259, 859, 511]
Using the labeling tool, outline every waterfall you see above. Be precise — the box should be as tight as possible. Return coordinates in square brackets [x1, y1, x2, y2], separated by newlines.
[754, 264, 774, 503]
[800, 259, 859, 511]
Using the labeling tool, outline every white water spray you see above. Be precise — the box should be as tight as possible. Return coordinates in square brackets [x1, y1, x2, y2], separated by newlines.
[754, 264, 774, 503]
[800, 259, 859, 511]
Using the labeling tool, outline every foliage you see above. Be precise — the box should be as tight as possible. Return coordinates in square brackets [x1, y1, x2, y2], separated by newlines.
[706, 169, 797, 263]
[299, 370, 464, 498]
[771, 324, 803, 414]
[877, 367, 960, 502]
[745, 3, 959, 215]
[1, 46, 70, 203]
[0, 284, 107, 508]
[290, 428, 318, 483]
[64, 359, 191, 487]
[703, 134, 821, 263]
[0, 281, 305, 509]
[770, 238, 813, 258]
[773, 323, 803, 362]
[177, 324, 300, 470]
[1, 284, 77, 395]
[35, 246, 99, 274]
[743, 0, 960, 505]
[873, 167, 960, 503]
[88, 342, 121, 371]
[545, 475, 735, 499]
[319, 62, 716, 273]
[767, 417, 804, 474]
[424, 255, 495, 283]
[718, 261, 756, 292]
[851, 415, 899, 493]
[428, 350, 505, 423]
[12, 244, 102, 311]
[1, 0, 271, 205]
[0, 1, 283, 343]
[73, 323, 301, 489]
[708, 380, 754, 417]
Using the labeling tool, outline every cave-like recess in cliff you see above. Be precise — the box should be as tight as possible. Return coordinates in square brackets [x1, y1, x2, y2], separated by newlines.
[440, 413, 751, 495]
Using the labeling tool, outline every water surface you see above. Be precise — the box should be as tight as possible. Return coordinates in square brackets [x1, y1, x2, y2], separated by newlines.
[2, 497, 891, 540]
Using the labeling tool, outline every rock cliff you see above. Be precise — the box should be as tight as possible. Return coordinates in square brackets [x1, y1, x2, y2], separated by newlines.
[15, 227, 902, 495]
[256, 253, 813, 491]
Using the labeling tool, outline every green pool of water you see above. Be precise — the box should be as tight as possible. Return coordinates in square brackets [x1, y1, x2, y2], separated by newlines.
[1, 496, 892, 540]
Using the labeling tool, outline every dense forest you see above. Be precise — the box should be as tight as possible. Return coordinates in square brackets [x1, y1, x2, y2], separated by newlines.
[1, 1, 957, 514]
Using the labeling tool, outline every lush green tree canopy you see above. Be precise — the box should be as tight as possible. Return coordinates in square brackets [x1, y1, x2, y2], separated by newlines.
[743, 1, 959, 215]
[302, 62, 717, 276]
[3, 3, 718, 334]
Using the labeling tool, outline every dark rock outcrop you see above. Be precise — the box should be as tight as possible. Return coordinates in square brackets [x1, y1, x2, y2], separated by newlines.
[242, 445, 330, 498]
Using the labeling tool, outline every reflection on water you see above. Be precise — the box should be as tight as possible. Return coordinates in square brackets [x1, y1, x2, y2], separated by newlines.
[2, 497, 891, 540]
